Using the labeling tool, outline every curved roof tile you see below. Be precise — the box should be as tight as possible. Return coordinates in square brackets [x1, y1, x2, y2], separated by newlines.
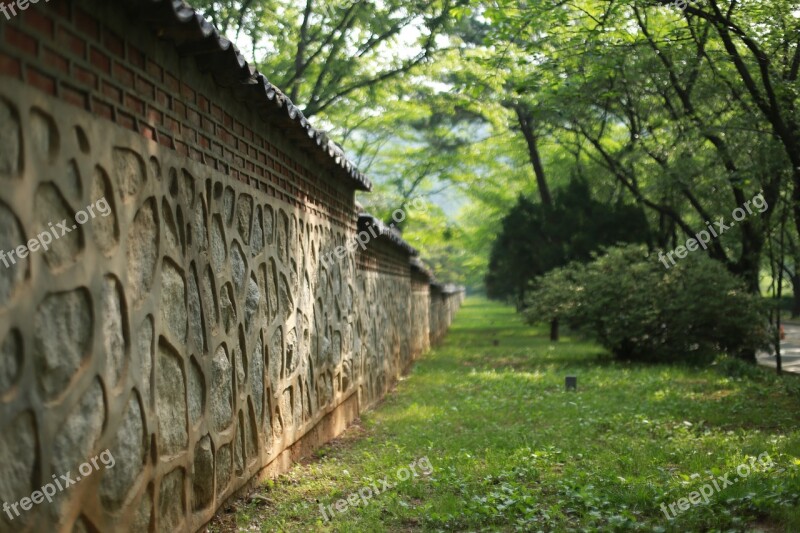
[357, 214, 419, 257]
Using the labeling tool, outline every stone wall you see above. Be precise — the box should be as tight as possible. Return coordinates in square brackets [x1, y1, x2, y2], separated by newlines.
[0, 1, 463, 532]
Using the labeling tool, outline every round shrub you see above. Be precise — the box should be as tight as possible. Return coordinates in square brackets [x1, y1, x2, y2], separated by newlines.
[524, 245, 771, 362]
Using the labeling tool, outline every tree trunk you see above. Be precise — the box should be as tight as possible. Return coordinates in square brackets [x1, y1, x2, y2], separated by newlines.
[550, 318, 559, 341]
[792, 274, 800, 318]
[513, 105, 553, 208]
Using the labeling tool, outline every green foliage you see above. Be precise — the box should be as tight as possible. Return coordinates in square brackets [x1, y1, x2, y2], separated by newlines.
[525, 245, 772, 361]
[192, 0, 464, 119]
[188, 0, 800, 294]
[486, 178, 651, 303]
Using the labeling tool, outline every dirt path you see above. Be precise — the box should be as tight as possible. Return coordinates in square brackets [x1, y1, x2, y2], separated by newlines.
[757, 324, 800, 374]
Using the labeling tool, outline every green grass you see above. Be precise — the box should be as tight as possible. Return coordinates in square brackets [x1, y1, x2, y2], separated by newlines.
[210, 298, 800, 532]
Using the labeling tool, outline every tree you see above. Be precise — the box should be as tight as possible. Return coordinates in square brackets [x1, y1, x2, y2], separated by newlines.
[486, 178, 652, 305]
[524, 244, 771, 362]
[192, 0, 464, 121]
[473, 0, 792, 292]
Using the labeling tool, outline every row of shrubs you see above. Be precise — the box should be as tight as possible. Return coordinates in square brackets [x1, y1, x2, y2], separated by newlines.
[523, 245, 773, 362]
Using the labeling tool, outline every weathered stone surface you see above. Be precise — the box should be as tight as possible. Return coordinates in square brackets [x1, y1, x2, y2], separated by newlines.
[331, 331, 342, 367]
[251, 206, 264, 257]
[234, 412, 244, 475]
[193, 197, 208, 252]
[284, 326, 297, 379]
[33, 288, 93, 398]
[0, 202, 26, 307]
[263, 398, 273, 451]
[211, 345, 233, 433]
[306, 367, 317, 416]
[245, 275, 260, 333]
[202, 265, 219, 335]
[187, 264, 205, 351]
[288, 215, 297, 258]
[188, 356, 204, 426]
[175, 204, 187, 253]
[161, 259, 187, 343]
[30, 107, 58, 162]
[192, 435, 214, 511]
[269, 327, 282, 388]
[133, 486, 153, 531]
[278, 273, 292, 321]
[180, 170, 195, 210]
[127, 198, 159, 307]
[113, 148, 145, 201]
[210, 214, 226, 275]
[281, 387, 293, 434]
[0, 329, 20, 394]
[289, 259, 299, 295]
[216, 444, 232, 498]
[300, 312, 311, 366]
[34, 183, 84, 270]
[257, 263, 269, 321]
[220, 282, 237, 334]
[0, 411, 36, 529]
[250, 334, 264, 423]
[236, 194, 252, 244]
[222, 187, 234, 225]
[158, 468, 186, 532]
[272, 402, 284, 440]
[51, 378, 105, 523]
[156, 341, 187, 455]
[230, 240, 246, 297]
[102, 275, 126, 388]
[294, 381, 303, 426]
[246, 403, 258, 462]
[168, 168, 179, 198]
[100, 393, 146, 510]
[267, 259, 278, 320]
[234, 330, 246, 391]
[277, 209, 288, 262]
[136, 315, 154, 404]
[91, 166, 119, 255]
[321, 370, 333, 407]
[162, 199, 181, 258]
[149, 156, 160, 181]
[0, 98, 21, 178]
[64, 159, 83, 202]
[75, 126, 90, 153]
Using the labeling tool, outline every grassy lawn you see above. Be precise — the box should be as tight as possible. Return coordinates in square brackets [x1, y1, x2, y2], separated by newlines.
[210, 297, 800, 532]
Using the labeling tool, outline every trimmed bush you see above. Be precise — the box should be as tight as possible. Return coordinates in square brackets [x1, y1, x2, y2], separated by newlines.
[524, 245, 771, 362]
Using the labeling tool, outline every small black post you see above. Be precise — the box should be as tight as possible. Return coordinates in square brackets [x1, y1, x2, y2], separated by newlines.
[565, 376, 577, 391]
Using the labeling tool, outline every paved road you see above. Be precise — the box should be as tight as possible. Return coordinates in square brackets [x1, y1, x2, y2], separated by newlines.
[757, 324, 800, 374]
